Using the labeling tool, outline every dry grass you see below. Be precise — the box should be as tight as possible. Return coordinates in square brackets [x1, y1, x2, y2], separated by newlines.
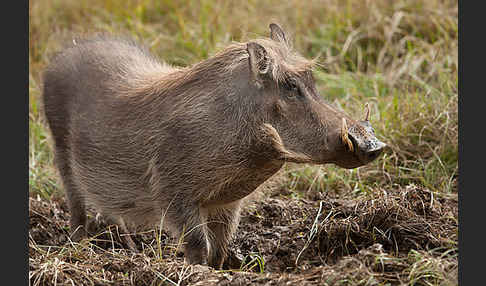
[30, 184, 457, 285]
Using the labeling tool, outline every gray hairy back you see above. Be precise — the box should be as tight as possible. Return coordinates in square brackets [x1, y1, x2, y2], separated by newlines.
[42, 36, 176, 226]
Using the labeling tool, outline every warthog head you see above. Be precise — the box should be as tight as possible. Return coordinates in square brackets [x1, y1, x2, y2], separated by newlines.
[246, 24, 386, 168]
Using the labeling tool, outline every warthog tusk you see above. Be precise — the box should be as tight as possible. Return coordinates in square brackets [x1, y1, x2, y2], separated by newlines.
[364, 102, 370, 122]
[341, 118, 354, 152]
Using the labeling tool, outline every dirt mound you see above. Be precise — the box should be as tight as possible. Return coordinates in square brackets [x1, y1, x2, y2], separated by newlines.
[29, 185, 457, 285]
[29, 196, 70, 246]
[234, 184, 457, 273]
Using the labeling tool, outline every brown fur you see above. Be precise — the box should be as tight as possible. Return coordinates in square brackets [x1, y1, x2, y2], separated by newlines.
[42, 24, 385, 269]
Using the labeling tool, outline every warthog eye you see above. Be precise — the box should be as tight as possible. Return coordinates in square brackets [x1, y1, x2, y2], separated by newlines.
[283, 78, 300, 97]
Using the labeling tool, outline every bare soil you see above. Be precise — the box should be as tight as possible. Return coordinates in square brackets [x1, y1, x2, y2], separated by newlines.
[29, 184, 458, 285]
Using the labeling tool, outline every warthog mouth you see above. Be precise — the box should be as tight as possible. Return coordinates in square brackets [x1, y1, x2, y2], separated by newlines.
[347, 132, 386, 165]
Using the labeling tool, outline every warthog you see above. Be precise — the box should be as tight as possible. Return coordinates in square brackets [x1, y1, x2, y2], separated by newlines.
[42, 23, 385, 269]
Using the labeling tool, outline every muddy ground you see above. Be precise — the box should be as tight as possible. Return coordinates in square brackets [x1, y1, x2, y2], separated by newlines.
[29, 183, 458, 285]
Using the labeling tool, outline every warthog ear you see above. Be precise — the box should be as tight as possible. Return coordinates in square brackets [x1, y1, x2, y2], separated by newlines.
[247, 42, 270, 87]
[269, 23, 289, 46]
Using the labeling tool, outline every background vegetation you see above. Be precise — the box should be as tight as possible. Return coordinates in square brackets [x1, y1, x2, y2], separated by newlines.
[29, 0, 458, 285]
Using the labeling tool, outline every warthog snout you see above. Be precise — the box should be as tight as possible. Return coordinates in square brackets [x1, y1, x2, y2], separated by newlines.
[340, 104, 386, 168]
[348, 127, 386, 163]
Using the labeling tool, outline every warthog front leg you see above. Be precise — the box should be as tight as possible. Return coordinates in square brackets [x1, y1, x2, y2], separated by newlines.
[206, 200, 242, 269]
[169, 203, 209, 266]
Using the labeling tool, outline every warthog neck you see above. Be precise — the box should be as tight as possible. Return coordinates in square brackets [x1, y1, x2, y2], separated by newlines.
[201, 159, 284, 207]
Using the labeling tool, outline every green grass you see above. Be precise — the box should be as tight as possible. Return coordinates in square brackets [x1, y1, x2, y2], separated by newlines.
[29, 0, 458, 197]
[240, 252, 265, 273]
[29, 72, 59, 199]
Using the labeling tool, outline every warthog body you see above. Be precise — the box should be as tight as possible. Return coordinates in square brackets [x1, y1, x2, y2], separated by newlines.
[42, 24, 385, 268]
